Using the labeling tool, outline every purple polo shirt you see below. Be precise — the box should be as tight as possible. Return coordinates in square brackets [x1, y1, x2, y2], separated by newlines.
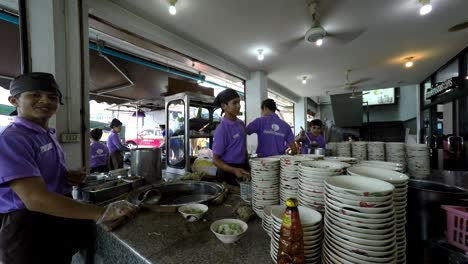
[106, 130, 122, 153]
[0, 117, 70, 213]
[247, 113, 294, 157]
[90, 141, 109, 168]
[212, 117, 246, 164]
[300, 132, 326, 154]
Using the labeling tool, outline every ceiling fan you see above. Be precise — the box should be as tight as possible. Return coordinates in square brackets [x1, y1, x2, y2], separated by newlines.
[349, 88, 370, 99]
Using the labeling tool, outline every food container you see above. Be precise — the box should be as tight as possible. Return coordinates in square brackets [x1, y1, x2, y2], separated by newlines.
[441, 205, 468, 252]
[80, 179, 132, 203]
[210, 218, 248, 244]
[178, 203, 208, 222]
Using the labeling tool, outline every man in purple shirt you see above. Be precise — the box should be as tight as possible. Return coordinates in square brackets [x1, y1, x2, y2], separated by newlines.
[0, 73, 136, 263]
[90, 128, 109, 173]
[296, 119, 326, 154]
[212, 89, 249, 185]
[107, 118, 130, 170]
[247, 99, 298, 157]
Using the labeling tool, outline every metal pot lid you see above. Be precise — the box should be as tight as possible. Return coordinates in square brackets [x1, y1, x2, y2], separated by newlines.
[128, 181, 224, 207]
[408, 179, 468, 195]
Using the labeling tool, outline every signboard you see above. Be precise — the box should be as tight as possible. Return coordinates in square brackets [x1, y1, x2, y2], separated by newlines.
[362, 88, 395, 106]
[425, 77, 460, 100]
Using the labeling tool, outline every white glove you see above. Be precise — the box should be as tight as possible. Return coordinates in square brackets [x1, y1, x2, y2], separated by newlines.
[96, 200, 138, 224]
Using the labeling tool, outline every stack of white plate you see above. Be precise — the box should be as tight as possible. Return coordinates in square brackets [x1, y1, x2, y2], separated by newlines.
[385, 142, 406, 166]
[250, 158, 281, 218]
[323, 175, 397, 264]
[347, 166, 409, 263]
[279, 156, 319, 205]
[368, 141, 386, 161]
[270, 205, 323, 264]
[352, 141, 368, 160]
[324, 156, 358, 165]
[326, 142, 338, 156]
[406, 144, 430, 178]
[336, 142, 352, 157]
[262, 205, 281, 237]
[357, 160, 406, 172]
[297, 160, 348, 212]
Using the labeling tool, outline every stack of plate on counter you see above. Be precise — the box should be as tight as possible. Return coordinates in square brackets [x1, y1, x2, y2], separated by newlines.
[385, 142, 407, 167]
[336, 142, 352, 157]
[324, 156, 358, 165]
[323, 175, 397, 264]
[326, 142, 338, 156]
[279, 156, 319, 205]
[347, 166, 409, 263]
[261, 205, 279, 237]
[297, 160, 348, 212]
[357, 160, 406, 172]
[351, 141, 368, 160]
[250, 158, 281, 218]
[367, 141, 386, 161]
[406, 144, 431, 178]
[269, 205, 323, 264]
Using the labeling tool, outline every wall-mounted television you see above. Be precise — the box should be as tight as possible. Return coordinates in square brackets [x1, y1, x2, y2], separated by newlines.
[363, 88, 395, 106]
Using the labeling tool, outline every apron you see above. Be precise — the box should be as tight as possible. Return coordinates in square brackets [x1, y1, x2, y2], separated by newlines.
[216, 163, 249, 186]
[0, 195, 94, 264]
[109, 151, 124, 170]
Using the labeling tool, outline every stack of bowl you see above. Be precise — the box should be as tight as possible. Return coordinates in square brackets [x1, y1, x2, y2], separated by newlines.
[270, 205, 323, 264]
[324, 156, 358, 165]
[385, 142, 406, 167]
[323, 175, 397, 264]
[336, 142, 352, 157]
[250, 158, 281, 218]
[347, 166, 409, 263]
[279, 156, 318, 205]
[326, 142, 338, 156]
[368, 141, 386, 161]
[351, 141, 368, 160]
[405, 144, 430, 178]
[262, 205, 282, 237]
[297, 160, 348, 212]
[357, 160, 406, 172]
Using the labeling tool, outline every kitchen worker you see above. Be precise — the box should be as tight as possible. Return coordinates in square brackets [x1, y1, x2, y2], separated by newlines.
[212, 89, 249, 185]
[0, 72, 137, 263]
[90, 128, 110, 173]
[246, 99, 298, 157]
[296, 119, 326, 154]
[107, 118, 130, 170]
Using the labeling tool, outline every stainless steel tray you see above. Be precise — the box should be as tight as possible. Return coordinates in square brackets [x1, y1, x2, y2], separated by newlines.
[128, 181, 224, 207]
[81, 179, 132, 203]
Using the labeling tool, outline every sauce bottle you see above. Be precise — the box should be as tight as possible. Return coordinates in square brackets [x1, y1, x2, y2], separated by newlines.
[277, 198, 304, 264]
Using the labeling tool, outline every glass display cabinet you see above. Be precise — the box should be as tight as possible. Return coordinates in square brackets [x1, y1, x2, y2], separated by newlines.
[165, 92, 219, 175]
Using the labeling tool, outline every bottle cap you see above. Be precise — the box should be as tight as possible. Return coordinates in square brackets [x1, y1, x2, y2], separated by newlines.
[285, 198, 299, 207]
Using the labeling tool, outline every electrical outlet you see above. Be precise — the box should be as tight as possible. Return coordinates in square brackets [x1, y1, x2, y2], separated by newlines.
[60, 133, 81, 143]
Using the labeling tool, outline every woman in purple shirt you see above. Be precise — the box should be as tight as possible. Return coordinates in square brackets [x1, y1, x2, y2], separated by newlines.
[0, 73, 136, 263]
[296, 119, 326, 154]
[90, 128, 109, 173]
[107, 118, 130, 170]
[246, 99, 298, 157]
[212, 89, 249, 185]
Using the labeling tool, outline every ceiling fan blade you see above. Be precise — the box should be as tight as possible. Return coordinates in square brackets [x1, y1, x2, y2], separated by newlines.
[276, 36, 304, 55]
[449, 20, 468, 32]
[327, 27, 366, 45]
[349, 77, 372, 86]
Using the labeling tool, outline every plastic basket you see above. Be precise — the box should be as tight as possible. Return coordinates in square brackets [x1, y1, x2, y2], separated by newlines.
[239, 182, 252, 203]
[442, 205, 468, 252]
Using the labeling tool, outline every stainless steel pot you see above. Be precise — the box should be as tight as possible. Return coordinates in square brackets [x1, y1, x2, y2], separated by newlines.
[313, 148, 326, 155]
[130, 148, 162, 184]
[407, 179, 468, 242]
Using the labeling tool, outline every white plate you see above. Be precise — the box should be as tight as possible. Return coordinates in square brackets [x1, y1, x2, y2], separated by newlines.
[325, 175, 395, 197]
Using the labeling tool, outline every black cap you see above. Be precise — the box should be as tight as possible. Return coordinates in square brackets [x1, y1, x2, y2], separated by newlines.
[9, 72, 63, 105]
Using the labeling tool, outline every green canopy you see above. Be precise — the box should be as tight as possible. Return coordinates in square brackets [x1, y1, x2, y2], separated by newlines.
[90, 120, 110, 130]
[0, 104, 15, 116]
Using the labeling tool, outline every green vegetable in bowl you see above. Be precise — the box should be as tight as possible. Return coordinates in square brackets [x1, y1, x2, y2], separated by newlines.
[216, 223, 243, 235]
[182, 208, 204, 214]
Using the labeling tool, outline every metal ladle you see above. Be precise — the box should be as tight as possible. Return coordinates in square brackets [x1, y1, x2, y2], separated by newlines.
[138, 189, 161, 206]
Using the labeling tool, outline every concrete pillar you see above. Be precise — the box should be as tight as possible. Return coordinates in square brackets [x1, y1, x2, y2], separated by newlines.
[245, 71, 268, 153]
[26, 0, 90, 168]
[295, 97, 307, 136]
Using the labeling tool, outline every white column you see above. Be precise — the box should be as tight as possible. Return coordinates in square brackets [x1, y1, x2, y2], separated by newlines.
[27, 0, 90, 168]
[294, 97, 307, 135]
[245, 71, 268, 152]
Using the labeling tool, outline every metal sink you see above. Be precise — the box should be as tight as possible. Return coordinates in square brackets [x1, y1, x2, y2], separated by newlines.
[81, 179, 132, 203]
[128, 181, 224, 207]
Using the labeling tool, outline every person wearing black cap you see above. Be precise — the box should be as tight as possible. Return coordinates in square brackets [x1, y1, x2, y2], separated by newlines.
[212, 89, 250, 185]
[107, 118, 130, 170]
[246, 99, 298, 157]
[296, 119, 326, 154]
[0, 72, 137, 263]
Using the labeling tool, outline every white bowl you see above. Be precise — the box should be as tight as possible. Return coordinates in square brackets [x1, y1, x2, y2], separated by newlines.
[325, 199, 395, 219]
[325, 205, 395, 224]
[178, 204, 208, 222]
[348, 166, 409, 184]
[270, 205, 322, 227]
[324, 185, 392, 202]
[210, 218, 248, 244]
[326, 211, 395, 235]
[301, 160, 350, 171]
[325, 175, 395, 197]
[325, 196, 394, 214]
[324, 235, 396, 263]
[326, 192, 392, 208]
[325, 207, 395, 229]
[324, 222, 396, 247]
